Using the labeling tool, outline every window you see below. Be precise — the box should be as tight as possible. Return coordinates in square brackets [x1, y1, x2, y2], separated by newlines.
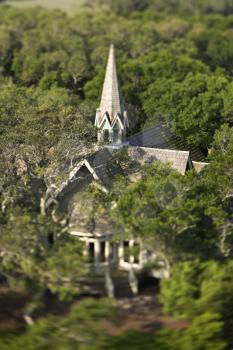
[100, 242, 106, 262]
[88, 242, 95, 263]
[123, 241, 130, 262]
[103, 129, 109, 142]
[133, 242, 140, 264]
[47, 232, 54, 246]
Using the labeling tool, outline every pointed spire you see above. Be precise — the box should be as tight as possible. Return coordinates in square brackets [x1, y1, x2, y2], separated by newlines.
[99, 44, 124, 122]
[95, 44, 129, 146]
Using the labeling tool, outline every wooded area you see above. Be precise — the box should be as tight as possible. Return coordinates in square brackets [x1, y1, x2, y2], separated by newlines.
[1, 0, 233, 349]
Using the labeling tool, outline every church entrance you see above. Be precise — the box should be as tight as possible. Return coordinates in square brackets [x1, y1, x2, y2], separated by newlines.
[138, 274, 160, 295]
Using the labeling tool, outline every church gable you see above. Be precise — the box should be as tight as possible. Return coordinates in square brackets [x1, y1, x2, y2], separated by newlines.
[49, 148, 124, 213]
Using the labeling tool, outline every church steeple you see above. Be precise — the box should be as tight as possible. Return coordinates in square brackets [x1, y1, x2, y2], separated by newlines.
[95, 44, 129, 146]
[99, 44, 124, 121]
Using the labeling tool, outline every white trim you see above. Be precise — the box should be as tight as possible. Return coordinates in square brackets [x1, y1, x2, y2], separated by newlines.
[83, 159, 99, 181]
[192, 161, 209, 166]
[70, 230, 113, 238]
[69, 159, 99, 182]
[124, 111, 129, 128]
[111, 114, 124, 130]
[69, 160, 86, 181]
[99, 113, 111, 129]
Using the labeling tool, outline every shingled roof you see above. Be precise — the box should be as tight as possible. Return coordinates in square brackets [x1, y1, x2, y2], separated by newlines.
[127, 124, 205, 162]
[127, 146, 191, 175]
[76, 148, 123, 185]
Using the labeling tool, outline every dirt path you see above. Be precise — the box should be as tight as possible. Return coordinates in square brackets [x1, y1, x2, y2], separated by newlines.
[103, 294, 188, 335]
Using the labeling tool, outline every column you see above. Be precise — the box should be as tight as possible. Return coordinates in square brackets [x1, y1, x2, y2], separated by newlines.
[98, 131, 102, 143]
[83, 240, 88, 258]
[138, 247, 143, 268]
[129, 240, 134, 264]
[94, 239, 100, 266]
[129, 267, 138, 295]
[105, 267, 115, 298]
[119, 241, 124, 267]
[105, 241, 110, 263]
[112, 242, 117, 264]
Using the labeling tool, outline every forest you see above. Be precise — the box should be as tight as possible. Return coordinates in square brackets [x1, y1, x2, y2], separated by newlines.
[0, 0, 233, 349]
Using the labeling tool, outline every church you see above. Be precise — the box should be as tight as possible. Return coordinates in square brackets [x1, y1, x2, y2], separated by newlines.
[47, 44, 208, 297]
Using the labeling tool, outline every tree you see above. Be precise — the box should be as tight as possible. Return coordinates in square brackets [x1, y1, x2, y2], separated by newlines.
[143, 72, 230, 151]
[0, 83, 95, 213]
[0, 207, 87, 316]
[161, 260, 233, 347]
[0, 299, 115, 350]
[182, 312, 226, 350]
[89, 0, 150, 15]
[111, 162, 221, 274]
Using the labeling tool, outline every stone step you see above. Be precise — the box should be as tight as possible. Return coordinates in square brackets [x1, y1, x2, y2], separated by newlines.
[111, 272, 134, 298]
[78, 270, 136, 298]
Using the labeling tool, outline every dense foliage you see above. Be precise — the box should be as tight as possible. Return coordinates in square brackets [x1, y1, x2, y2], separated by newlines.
[1, 0, 233, 349]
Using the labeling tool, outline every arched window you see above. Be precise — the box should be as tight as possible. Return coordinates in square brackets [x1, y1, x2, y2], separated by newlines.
[113, 123, 121, 144]
[103, 129, 109, 142]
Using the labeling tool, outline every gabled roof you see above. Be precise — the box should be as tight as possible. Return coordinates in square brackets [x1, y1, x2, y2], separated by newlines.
[98, 44, 125, 122]
[66, 148, 124, 190]
[127, 146, 191, 175]
[46, 148, 124, 209]
[127, 124, 205, 162]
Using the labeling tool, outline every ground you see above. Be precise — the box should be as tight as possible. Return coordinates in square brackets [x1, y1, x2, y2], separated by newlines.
[0, 286, 188, 335]
[104, 294, 189, 335]
[2, 0, 87, 14]
[0, 287, 27, 333]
